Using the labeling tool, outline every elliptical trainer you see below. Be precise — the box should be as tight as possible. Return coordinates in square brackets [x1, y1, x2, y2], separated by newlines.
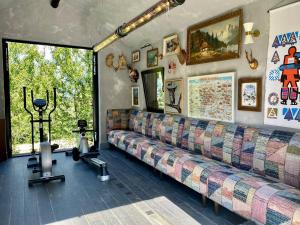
[23, 87, 65, 186]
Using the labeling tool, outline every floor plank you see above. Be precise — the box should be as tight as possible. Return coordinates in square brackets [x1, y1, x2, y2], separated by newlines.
[0, 149, 250, 225]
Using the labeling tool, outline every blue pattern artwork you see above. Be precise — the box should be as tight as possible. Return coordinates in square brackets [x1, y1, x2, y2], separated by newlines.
[268, 68, 281, 81]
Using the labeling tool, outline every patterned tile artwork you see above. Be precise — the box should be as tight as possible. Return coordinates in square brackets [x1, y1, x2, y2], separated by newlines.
[107, 109, 300, 225]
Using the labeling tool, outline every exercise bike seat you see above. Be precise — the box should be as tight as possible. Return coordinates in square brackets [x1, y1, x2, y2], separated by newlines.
[33, 99, 47, 108]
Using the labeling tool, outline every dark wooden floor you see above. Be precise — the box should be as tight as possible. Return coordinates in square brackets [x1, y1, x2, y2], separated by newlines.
[0, 147, 254, 225]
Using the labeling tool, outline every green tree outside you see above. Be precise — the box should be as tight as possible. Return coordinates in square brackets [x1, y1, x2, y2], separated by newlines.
[8, 42, 94, 155]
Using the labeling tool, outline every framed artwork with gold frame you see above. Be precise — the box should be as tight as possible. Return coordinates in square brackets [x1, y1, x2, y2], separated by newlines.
[163, 33, 179, 56]
[187, 9, 243, 65]
[132, 50, 140, 63]
[147, 48, 159, 68]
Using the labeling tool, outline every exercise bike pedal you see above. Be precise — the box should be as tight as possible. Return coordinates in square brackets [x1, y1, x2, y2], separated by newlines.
[28, 174, 65, 187]
[32, 168, 41, 174]
[27, 157, 38, 168]
[28, 156, 37, 161]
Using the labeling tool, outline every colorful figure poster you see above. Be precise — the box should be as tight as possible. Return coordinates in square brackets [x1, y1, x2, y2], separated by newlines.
[188, 72, 235, 122]
[264, 2, 300, 129]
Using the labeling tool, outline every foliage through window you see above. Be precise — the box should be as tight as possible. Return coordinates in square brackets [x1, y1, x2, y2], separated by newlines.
[8, 42, 94, 155]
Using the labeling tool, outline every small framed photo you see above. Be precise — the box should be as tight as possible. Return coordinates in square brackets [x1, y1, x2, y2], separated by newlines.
[238, 77, 262, 111]
[165, 78, 183, 114]
[163, 33, 179, 56]
[147, 48, 158, 68]
[132, 50, 140, 63]
[132, 86, 139, 107]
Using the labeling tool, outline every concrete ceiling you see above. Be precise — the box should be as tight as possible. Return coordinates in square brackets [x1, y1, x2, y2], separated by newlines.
[0, 0, 259, 48]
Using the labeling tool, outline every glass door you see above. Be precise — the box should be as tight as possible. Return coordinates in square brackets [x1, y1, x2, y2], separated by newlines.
[5, 41, 97, 156]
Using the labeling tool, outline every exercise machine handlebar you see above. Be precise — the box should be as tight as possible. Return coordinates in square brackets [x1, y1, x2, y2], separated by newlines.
[48, 88, 57, 143]
[23, 87, 34, 154]
[72, 129, 94, 133]
[23, 87, 57, 153]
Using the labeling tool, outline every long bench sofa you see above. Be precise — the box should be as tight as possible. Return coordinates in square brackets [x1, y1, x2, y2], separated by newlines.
[106, 109, 300, 225]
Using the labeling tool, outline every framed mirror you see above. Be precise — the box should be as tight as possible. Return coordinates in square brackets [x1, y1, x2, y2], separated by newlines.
[141, 67, 165, 113]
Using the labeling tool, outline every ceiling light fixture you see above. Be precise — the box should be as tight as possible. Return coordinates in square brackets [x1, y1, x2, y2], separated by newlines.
[93, 0, 185, 52]
[50, 0, 60, 8]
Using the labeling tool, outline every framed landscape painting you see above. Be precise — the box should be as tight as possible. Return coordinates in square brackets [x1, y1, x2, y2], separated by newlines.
[187, 9, 243, 65]
[188, 72, 235, 122]
[238, 77, 262, 111]
[164, 78, 183, 114]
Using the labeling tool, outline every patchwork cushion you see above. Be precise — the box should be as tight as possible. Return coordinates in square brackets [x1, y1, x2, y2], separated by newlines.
[108, 130, 144, 151]
[108, 129, 300, 224]
[113, 110, 300, 189]
[106, 109, 130, 133]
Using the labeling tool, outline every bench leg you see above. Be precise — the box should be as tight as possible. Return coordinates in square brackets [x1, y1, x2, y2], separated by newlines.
[202, 195, 207, 206]
[108, 143, 114, 150]
[214, 202, 220, 215]
[159, 171, 163, 179]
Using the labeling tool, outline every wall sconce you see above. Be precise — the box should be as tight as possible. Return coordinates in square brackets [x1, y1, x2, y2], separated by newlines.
[243, 22, 260, 44]
[93, 0, 185, 52]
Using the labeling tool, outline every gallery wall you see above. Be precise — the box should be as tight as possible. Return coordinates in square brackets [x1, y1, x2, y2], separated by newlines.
[132, 0, 298, 132]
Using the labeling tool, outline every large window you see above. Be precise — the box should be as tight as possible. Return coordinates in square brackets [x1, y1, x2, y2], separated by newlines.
[5, 41, 97, 155]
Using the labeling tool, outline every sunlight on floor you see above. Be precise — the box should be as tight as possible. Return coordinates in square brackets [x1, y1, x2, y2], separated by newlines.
[46, 196, 203, 225]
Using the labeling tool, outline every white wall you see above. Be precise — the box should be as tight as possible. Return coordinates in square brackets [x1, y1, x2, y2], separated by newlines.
[132, 0, 298, 132]
[98, 43, 132, 144]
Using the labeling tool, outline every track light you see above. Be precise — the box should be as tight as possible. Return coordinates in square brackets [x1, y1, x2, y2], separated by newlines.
[50, 0, 60, 8]
[93, 0, 185, 52]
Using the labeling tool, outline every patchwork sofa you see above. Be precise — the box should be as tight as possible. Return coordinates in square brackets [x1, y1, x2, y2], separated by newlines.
[107, 109, 300, 225]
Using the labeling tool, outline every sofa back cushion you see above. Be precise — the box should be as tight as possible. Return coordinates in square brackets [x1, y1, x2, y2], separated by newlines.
[129, 110, 143, 133]
[128, 110, 300, 188]
[107, 109, 130, 133]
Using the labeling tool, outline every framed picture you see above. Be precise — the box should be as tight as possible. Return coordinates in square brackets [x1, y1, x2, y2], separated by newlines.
[147, 48, 158, 68]
[163, 33, 178, 56]
[132, 86, 139, 107]
[188, 72, 235, 122]
[132, 50, 140, 63]
[238, 77, 262, 112]
[187, 9, 243, 65]
[164, 78, 183, 114]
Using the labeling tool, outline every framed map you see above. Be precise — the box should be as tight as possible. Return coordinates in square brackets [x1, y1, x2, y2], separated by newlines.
[188, 72, 235, 122]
